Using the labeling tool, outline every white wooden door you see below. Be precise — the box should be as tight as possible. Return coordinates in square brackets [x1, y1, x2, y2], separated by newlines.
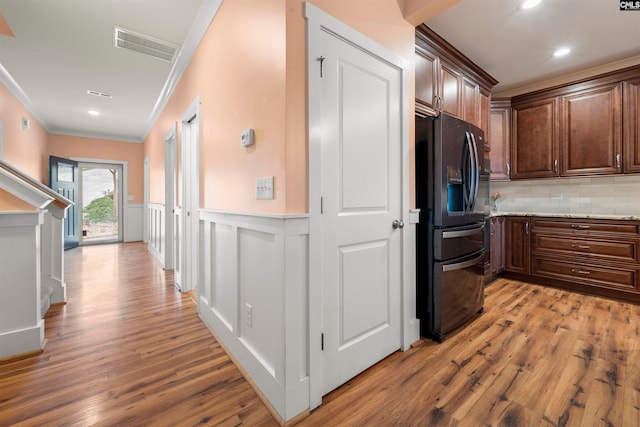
[320, 29, 403, 395]
[180, 98, 201, 293]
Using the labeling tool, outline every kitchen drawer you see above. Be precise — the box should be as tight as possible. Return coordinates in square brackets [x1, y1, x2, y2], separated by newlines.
[532, 232, 640, 264]
[532, 217, 640, 237]
[531, 255, 640, 293]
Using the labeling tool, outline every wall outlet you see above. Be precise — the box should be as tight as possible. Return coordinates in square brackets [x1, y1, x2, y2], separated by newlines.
[245, 303, 253, 328]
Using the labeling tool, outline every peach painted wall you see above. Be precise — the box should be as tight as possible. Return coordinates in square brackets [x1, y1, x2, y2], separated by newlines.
[0, 188, 35, 211]
[145, 0, 418, 213]
[0, 83, 48, 181]
[48, 134, 144, 203]
[145, 0, 287, 212]
[0, 82, 49, 210]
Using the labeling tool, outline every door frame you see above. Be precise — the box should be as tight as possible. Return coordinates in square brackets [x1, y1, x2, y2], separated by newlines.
[71, 157, 129, 244]
[305, 3, 417, 410]
[179, 97, 201, 295]
[164, 123, 177, 270]
[77, 160, 124, 245]
[143, 156, 149, 243]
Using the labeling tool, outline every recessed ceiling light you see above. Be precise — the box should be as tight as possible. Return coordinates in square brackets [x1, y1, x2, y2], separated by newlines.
[553, 47, 571, 57]
[88, 110, 100, 116]
[521, 0, 542, 10]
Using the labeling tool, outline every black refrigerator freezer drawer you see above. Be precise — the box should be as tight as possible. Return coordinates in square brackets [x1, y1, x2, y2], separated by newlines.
[422, 250, 485, 342]
[433, 223, 484, 261]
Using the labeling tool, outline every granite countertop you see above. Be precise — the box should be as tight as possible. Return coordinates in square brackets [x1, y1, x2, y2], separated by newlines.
[489, 212, 640, 221]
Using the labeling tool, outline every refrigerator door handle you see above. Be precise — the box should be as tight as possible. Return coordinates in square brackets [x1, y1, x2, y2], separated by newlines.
[442, 252, 484, 272]
[464, 132, 477, 212]
[462, 132, 471, 210]
[468, 132, 480, 211]
[442, 223, 484, 239]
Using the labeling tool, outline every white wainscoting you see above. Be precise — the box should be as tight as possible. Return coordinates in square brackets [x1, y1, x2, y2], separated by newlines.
[198, 210, 309, 420]
[124, 203, 143, 243]
[147, 203, 165, 266]
[0, 211, 45, 359]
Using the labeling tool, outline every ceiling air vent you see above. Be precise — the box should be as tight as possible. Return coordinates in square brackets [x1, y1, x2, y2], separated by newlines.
[114, 26, 180, 63]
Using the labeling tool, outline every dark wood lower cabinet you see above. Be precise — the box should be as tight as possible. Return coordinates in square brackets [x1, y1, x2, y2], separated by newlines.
[504, 216, 530, 274]
[501, 215, 640, 303]
[531, 255, 640, 294]
[487, 216, 504, 284]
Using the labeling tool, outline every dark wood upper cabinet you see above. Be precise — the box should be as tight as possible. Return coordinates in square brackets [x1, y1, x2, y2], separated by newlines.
[479, 90, 490, 144]
[489, 99, 511, 180]
[415, 25, 497, 138]
[560, 82, 623, 176]
[508, 64, 640, 179]
[624, 77, 640, 173]
[511, 97, 559, 179]
[415, 47, 438, 116]
[462, 76, 479, 126]
[439, 59, 462, 118]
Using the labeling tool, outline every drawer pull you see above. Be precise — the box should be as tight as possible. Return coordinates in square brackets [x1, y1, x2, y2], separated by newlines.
[571, 269, 591, 275]
[571, 224, 591, 229]
[571, 244, 591, 249]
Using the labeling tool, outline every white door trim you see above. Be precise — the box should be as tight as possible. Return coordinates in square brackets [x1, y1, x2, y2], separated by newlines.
[143, 156, 149, 243]
[305, 2, 417, 410]
[164, 123, 177, 270]
[71, 157, 128, 244]
[0, 120, 4, 161]
[180, 97, 201, 295]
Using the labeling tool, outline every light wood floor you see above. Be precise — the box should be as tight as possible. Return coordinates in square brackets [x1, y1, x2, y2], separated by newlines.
[2, 242, 640, 426]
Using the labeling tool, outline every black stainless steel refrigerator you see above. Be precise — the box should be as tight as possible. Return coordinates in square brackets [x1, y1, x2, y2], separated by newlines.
[415, 113, 489, 342]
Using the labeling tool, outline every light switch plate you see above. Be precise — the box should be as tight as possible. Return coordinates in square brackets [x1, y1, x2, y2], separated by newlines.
[256, 176, 274, 200]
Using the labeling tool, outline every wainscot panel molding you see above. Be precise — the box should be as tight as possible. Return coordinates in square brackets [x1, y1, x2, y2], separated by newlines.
[0, 211, 45, 359]
[198, 209, 310, 421]
[147, 203, 165, 266]
[124, 203, 143, 243]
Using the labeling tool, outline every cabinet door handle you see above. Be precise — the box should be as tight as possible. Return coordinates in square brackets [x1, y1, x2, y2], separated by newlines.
[554, 159, 558, 173]
[571, 244, 591, 249]
[616, 153, 621, 169]
[506, 163, 511, 176]
[571, 224, 590, 229]
[571, 269, 591, 275]
[525, 222, 529, 235]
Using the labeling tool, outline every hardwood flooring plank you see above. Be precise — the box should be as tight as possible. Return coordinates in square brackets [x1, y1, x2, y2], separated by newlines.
[2, 244, 640, 426]
[581, 357, 624, 427]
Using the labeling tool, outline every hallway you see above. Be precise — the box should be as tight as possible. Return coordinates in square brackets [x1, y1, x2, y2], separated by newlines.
[0, 243, 277, 426]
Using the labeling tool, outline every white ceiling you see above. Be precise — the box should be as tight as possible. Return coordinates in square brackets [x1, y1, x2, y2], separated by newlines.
[1, 0, 640, 143]
[426, 0, 640, 96]
[0, 0, 217, 142]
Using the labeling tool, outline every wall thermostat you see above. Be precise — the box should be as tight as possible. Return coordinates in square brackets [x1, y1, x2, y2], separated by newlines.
[241, 128, 255, 147]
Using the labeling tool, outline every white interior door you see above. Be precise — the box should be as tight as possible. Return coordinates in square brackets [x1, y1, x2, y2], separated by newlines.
[180, 98, 201, 293]
[164, 125, 177, 271]
[319, 29, 403, 395]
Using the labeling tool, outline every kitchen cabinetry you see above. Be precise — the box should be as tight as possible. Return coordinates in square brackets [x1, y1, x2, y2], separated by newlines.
[489, 99, 511, 180]
[509, 65, 640, 179]
[511, 97, 559, 179]
[490, 216, 505, 278]
[504, 216, 530, 274]
[531, 217, 640, 298]
[415, 25, 497, 141]
[624, 76, 640, 173]
[560, 82, 622, 176]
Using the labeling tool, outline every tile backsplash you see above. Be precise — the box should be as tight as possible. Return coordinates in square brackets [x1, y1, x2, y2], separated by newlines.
[490, 175, 640, 216]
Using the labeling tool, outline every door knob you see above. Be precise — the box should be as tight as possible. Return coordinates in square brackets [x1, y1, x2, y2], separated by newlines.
[392, 220, 405, 229]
